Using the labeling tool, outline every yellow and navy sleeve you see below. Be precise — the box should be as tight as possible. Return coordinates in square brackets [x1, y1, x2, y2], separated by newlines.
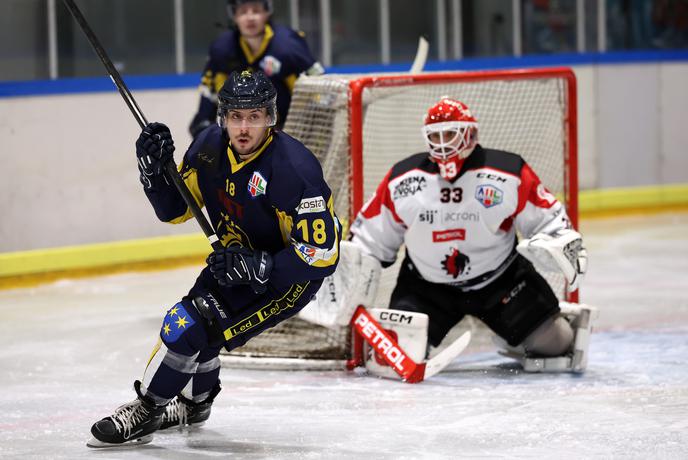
[270, 187, 341, 288]
[267, 142, 341, 288]
[142, 143, 205, 224]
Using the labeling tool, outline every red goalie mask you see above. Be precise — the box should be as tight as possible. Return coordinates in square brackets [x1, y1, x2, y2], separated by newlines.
[422, 98, 478, 180]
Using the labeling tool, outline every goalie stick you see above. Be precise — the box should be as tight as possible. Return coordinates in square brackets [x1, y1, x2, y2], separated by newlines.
[61, 0, 222, 251]
[347, 306, 471, 383]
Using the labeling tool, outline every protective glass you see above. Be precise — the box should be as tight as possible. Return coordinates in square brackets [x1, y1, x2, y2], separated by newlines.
[224, 109, 276, 128]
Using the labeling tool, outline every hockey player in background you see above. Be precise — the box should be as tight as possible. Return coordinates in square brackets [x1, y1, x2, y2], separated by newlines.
[189, 0, 324, 137]
[348, 97, 590, 373]
[87, 69, 340, 447]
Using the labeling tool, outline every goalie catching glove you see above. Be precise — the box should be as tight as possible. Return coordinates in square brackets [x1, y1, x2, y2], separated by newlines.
[517, 228, 588, 291]
[207, 246, 273, 294]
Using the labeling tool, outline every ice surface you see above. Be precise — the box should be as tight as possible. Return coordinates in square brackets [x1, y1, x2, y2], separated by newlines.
[1, 212, 687, 459]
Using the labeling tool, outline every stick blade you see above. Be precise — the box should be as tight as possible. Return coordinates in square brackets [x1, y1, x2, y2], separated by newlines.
[409, 36, 429, 74]
[423, 330, 471, 379]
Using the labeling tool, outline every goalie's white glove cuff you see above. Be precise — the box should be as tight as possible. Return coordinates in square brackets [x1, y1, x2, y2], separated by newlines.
[517, 228, 587, 291]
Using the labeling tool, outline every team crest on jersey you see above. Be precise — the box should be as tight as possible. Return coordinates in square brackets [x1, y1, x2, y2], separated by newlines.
[294, 241, 317, 264]
[260, 55, 282, 76]
[292, 238, 337, 266]
[441, 248, 471, 279]
[475, 184, 503, 208]
[248, 171, 267, 197]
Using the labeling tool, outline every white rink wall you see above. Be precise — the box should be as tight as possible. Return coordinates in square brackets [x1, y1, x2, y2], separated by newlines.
[1, 61, 687, 252]
[575, 62, 688, 189]
[1, 88, 199, 252]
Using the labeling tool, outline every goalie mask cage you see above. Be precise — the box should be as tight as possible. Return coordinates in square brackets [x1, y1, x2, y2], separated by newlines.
[219, 67, 578, 369]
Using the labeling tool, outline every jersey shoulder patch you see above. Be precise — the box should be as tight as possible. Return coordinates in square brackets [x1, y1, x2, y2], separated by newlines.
[465, 145, 525, 176]
[390, 152, 436, 181]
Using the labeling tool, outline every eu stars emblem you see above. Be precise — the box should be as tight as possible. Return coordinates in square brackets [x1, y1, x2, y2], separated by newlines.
[160, 302, 196, 343]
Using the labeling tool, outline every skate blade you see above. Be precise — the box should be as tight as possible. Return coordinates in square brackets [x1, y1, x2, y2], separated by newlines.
[159, 421, 206, 432]
[86, 434, 153, 448]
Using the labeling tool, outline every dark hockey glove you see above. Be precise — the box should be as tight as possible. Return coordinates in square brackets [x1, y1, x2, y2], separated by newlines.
[136, 122, 175, 189]
[207, 246, 273, 294]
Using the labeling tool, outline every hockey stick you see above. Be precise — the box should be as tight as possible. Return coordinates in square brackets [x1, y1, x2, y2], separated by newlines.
[348, 306, 471, 383]
[61, 0, 222, 251]
[409, 36, 429, 74]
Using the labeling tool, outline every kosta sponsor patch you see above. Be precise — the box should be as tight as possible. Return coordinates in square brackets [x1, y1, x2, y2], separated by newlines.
[297, 196, 326, 214]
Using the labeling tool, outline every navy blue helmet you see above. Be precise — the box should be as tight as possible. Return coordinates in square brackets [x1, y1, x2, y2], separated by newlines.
[227, 0, 273, 17]
[218, 69, 278, 127]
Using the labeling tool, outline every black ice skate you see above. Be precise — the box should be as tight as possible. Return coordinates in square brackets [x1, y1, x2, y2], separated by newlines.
[87, 380, 165, 448]
[160, 383, 221, 430]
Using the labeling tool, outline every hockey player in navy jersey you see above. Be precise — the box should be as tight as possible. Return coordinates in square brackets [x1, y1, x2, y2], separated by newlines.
[87, 69, 340, 448]
[348, 97, 590, 374]
[189, 0, 324, 137]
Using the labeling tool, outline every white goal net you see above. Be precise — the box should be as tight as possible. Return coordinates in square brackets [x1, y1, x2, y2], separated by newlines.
[220, 68, 578, 368]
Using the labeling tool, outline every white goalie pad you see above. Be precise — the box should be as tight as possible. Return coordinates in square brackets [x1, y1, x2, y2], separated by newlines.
[298, 240, 381, 328]
[497, 302, 599, 373]
[516, 228, 588, 291]
[363, 309, 429, 380]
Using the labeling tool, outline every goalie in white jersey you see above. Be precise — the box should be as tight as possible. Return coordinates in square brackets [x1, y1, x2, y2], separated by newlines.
[348, 97, 590, 370]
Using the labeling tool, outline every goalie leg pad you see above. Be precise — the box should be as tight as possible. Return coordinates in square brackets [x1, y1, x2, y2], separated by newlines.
[560, 302, 598, 373]
[522, 316, 574, 357]
[362, 308, 429, 381]
[298, 240, 381, 328]
[498, 302, 598, 373]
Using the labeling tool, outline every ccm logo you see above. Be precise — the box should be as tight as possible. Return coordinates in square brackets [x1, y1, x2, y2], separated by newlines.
[378, 311, 414, 324]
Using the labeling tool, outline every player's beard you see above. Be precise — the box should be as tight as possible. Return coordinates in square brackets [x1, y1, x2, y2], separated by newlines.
[233, 129, 268, 160]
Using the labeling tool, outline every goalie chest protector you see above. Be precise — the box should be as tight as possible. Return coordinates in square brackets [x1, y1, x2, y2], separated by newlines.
[351, 145, 563, 287]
